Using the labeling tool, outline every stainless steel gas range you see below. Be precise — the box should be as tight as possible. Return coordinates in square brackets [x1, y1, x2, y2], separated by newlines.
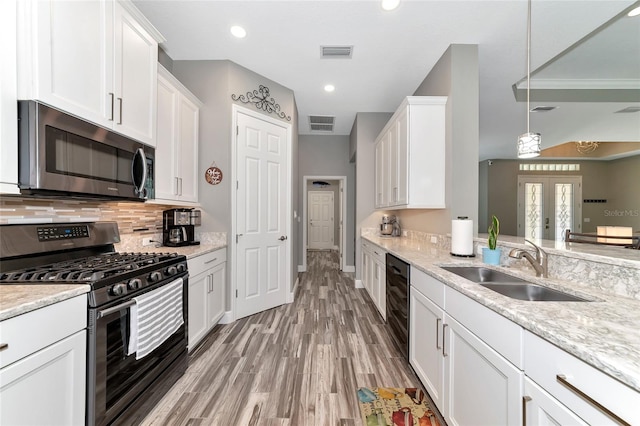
[0, 222, 188, 426]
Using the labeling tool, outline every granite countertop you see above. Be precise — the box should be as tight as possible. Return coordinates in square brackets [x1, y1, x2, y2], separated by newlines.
[362, 234, 640, 393]
[120, 242, 227, 260]
[0, 284, 90, 321]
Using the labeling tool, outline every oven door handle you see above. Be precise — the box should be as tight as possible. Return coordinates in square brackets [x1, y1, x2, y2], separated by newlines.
[97, 300, 136, 318]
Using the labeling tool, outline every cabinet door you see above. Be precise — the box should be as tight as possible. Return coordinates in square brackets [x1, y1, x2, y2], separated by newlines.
[0, 330, 86, 426]
[410, 287, 445, 413]
[524, 377, 587, 426]
[208, 262, 226, 327]
[388, 124, 399, 205]
[395, 107, 409, 205]
[154, 72, 179, 200]
[374, 137, 387, 208]
[25, 0, 112, 128]
[177, 94, 200, 202]
[188, 271, 209, 351]
[444, 315, 522, 426]
[0, 0, 19, 193]
[113, 1, 157, 146]
[374, 259, 386, 320]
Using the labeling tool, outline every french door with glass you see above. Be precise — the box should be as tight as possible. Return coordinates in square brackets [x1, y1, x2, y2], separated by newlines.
[517, 176, 582, 241]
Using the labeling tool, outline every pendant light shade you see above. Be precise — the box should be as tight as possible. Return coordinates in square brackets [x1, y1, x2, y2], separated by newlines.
[517, 0, 541, 159]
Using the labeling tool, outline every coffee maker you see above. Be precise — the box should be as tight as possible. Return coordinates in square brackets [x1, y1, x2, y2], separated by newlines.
[163, 208, 201, 247]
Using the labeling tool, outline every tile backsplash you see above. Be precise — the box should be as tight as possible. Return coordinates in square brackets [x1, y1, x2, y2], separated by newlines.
[0, 196, 187, 235]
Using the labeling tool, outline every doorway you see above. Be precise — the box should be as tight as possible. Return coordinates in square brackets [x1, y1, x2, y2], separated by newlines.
[301, 176, 347, 272]
[231, 105, 292, 321]
[517, 175, 582, 241]
[308, 190, 334, 249]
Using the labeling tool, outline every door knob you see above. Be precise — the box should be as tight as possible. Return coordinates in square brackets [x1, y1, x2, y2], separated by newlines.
[278, 236, 288, 241]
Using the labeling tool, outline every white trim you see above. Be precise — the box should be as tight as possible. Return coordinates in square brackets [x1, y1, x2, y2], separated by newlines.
[343, 265, 355, 273]
[231, 104, 292, 321]
[287, 276, 299, 303]
[354, 279, 364, 289]
[302, 175, 348, 272]
[218, 310, 235, 325]
[298, 265, 307, 273]
[515, 78, 640, 90]
[332, 245, 339, 251]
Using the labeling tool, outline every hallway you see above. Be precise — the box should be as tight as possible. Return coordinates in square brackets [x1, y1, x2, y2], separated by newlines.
[142, 250, 424, 425]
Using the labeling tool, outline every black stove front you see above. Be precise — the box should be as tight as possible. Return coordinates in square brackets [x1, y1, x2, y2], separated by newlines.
[0, 222, 189, 426]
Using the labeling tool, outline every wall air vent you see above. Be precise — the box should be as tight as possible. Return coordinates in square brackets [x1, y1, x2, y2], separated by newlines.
[615, 106, 640, 113]
[530, 106, 557, 112]
[309, 115, 335, 132]
[320, 45, 353, 59]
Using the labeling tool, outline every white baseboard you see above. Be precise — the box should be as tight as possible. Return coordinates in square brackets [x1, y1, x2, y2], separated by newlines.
[218, 310, 234, 324]
[355, 279, 364, 289]
[298, 265, 306, 272]
[287, 276, 299, 303]
[342, 265, 355, 273]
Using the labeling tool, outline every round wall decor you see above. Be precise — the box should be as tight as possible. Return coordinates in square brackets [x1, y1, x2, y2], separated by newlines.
[205, 164, 223, 185]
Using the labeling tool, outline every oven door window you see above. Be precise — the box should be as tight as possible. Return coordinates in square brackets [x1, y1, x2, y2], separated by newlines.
[45, 126, 134, 184]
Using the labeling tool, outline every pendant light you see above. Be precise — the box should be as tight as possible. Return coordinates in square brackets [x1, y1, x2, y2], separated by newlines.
[517, 0, 541, 159]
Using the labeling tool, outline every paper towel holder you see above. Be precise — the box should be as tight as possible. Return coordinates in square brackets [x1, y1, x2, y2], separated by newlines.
[450, 216, 476, 258]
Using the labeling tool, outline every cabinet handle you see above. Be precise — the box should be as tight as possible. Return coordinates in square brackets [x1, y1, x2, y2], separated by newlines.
[556, 374, 630, 426]
[175, 177, 180, 196]
[435, 318, 441, 349]
[179, 177, 183, 196]
[522, 396, 531, 426]
[204, 258, 218, 265]
[442, 323, 448, 357]
[117, 97, 123, 124]
[109, 93, 115, 121]
[0, 343, 8, 351]
[208, 275, 213, 293]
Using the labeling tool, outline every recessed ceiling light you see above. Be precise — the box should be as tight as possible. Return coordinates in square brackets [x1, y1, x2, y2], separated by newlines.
[230, 26, 246, 38]
[628, 6, 640, 17]
[381, 0, 400, 11]
[324, 84, 335, 92]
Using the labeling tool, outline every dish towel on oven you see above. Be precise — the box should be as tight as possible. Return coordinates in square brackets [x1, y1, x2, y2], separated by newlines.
[127, 277, 184, 360]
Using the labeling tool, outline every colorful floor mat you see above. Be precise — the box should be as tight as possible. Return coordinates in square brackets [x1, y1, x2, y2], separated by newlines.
[357, 387, 441, 426]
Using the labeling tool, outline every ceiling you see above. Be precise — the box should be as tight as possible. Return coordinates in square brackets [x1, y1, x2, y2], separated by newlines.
[133, 0, 640, 160]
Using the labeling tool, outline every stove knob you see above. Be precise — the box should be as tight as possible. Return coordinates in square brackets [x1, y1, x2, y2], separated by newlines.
[149, 271, 163, 282]
[176, 263, 186, 273]
[110, 283, 127, 296]
[128, 278, 142, 290]
[166, 266, 178, 276]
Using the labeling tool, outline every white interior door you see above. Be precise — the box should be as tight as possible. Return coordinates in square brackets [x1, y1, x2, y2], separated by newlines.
[517, 175, 582, 240]
[308, 191, 334, 249]
[235, 111, 289, 320]
[339, 179, 344, 270]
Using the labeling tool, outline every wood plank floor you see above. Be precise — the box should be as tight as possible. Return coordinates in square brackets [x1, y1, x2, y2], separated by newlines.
[142, 250, 440, 425]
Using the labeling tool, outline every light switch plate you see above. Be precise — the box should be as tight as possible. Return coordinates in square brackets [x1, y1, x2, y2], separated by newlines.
[430, 236, 438, 244]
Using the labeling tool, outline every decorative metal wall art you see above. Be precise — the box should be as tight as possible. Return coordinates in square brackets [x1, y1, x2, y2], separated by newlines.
[231, 85, 291, 121]
[205, 162, 223, 185]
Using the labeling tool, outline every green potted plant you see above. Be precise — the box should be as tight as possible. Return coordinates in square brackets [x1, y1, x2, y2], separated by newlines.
[483, 215, 501, 265]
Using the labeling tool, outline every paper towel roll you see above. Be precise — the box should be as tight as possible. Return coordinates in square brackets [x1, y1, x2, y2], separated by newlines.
[451, 218, 474, 256]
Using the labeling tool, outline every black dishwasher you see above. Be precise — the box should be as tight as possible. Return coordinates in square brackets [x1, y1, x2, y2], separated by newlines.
[386, 253, 410, 360]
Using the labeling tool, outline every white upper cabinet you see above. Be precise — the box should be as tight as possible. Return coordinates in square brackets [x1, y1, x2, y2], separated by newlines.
[0, 0, 19, 193]
[153, 65, 201, 204]
[374, 96, 447, 209]
[17, 0, 164, 146]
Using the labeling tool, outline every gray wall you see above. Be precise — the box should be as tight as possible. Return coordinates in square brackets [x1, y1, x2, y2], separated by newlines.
[298, 135, 355, 268]
[351, 112, 393, 280]
[395, 44, 480, 236]
[172, 59, 299, 308]
[481, 156, 640, 235]
[306, 180, 340, 246]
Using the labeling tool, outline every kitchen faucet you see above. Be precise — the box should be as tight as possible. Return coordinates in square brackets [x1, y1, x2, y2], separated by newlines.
[509, 239, 548, 278]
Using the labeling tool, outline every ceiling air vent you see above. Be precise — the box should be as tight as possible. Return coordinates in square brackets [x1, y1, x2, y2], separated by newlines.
[309, 115, 335, 132]
[320, 45, 353, 59]
[615, 106, 640, 113]
[530, 106, 557, 112]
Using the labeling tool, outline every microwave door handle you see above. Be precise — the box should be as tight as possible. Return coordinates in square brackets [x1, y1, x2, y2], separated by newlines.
[132, 148, 147, 197]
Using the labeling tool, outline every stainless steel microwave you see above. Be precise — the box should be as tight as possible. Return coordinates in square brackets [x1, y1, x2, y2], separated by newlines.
[17, 101, 154, 201]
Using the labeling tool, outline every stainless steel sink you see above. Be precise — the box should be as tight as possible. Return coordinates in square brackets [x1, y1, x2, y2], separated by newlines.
[441, 266, 589, 302]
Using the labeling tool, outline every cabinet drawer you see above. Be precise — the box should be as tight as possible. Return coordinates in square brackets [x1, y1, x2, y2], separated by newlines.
[187, 248, 226, 277]
[445, 287, 522, 368]
[0, 295, 86, 368]
[410, 267, 444, 308]
[524, 331, 639, 425]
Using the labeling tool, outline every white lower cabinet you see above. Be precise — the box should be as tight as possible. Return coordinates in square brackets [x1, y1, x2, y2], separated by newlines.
[361, 241, 386, 319]
[0, 295, 87, 425]
[524, 377, 588, 425]
[187, 248, 226, 350]
[410, 268, 523, 426]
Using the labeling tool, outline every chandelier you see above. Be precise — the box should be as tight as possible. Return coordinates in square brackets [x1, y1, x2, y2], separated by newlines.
[575, 141, 599, 154]
[517, 0, 541, 159]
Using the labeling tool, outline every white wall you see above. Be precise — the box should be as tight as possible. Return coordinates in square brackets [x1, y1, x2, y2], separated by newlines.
[298, 135, 355, 267]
